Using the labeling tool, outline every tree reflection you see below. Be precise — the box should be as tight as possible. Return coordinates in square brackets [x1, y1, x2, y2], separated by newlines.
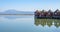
[34, 18, 60, 28]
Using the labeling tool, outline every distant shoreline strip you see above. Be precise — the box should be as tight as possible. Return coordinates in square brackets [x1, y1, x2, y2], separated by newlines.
[0, 14, 34, 15]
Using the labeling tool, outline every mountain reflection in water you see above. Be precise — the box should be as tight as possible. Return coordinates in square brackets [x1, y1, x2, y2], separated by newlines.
[34, 18, 60, 28]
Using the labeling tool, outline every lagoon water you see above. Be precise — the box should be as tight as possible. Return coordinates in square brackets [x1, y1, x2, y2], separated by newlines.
[0, 15, 60, 32]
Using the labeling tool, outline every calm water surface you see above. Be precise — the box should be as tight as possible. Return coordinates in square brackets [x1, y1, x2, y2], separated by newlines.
[0, 15, 60, 32]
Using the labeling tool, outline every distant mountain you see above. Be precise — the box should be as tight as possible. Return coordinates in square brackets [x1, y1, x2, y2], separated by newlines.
[0, 9, 34, 14]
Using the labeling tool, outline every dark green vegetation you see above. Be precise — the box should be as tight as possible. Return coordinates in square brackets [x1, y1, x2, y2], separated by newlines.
[34, 18, 60, 28]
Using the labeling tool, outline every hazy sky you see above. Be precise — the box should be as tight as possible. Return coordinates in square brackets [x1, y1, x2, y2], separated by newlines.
[0, 0, 60, 12]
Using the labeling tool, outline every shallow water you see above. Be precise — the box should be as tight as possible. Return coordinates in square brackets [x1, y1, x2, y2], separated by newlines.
[0, 15, 60, 32]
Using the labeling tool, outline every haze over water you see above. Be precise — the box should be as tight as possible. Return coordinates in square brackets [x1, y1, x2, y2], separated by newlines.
[0, 15, 60, 32]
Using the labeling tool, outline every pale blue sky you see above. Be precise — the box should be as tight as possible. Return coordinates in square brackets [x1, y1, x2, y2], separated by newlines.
[0, 0, 60, 12]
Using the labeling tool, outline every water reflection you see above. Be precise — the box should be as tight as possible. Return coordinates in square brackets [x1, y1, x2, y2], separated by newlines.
[0, 15, 33, 19]
[0, 15, 60, 32]
[0, 15, 34, 32]
[34, 18, 60, 28]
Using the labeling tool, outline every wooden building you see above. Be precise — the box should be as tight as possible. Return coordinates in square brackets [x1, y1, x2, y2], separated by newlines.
[35, 9, 60, 19]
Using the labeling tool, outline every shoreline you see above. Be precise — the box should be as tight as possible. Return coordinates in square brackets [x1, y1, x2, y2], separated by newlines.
[0, 14, 34, 16]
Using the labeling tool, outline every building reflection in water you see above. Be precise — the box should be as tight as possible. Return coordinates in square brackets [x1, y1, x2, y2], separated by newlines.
[34, 18, 60, 28]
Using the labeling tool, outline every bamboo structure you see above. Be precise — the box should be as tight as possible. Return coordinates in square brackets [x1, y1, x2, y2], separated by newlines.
[35, 9, 60, 19]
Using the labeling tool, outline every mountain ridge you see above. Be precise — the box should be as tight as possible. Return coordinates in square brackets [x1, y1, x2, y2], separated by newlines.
[0, 9, 34, 14]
